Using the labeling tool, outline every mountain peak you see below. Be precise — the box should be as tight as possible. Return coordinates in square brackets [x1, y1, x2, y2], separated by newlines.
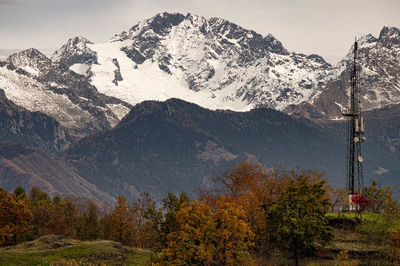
[185, 13, 207, 26]
[67, 36, 93, 47]
[7, 48, 51, 76]
[358, 33, 378, 48]
[59, 12, 336, 112]
[122, 12, 186, 40]
[264, 33, 289, 55]
[52, 36, 97, 67]
[8, 48, 48, 61]
[379, 26, 400, 40]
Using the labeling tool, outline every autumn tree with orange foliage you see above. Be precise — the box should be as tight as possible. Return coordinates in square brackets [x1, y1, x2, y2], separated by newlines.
[198, 161, 263, 203]
[389, 229, 400, 261]
[47, 197, 81, 237]
[212, 196, 255, 264]
[106, 196, 135, 245]
[160, 192, 190, 249]
[198, 161, 289, 255]
[159, 196, 254, 265]
[78, 201, 100, 240]
[27, 187, 81, 238]
[0, 190, 33, 245]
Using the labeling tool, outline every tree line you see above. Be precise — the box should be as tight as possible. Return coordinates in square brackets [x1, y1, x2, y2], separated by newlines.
[1, 161, 399, 265]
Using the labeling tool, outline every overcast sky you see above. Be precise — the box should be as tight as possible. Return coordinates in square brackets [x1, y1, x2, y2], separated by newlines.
[0, 0, 399, 64]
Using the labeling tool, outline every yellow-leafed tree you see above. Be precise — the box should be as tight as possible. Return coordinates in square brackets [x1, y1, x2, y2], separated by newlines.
[160, 196, 254, 265]
[0, 191, 33, 245]
[212, 197, 254, 265]
[108, 196, 135, 245]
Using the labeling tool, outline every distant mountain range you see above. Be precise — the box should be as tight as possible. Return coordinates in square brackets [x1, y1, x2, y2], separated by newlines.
[287, 27, 400, 119]
[1, 13, 399, 133]
[0, 12, 399, 202]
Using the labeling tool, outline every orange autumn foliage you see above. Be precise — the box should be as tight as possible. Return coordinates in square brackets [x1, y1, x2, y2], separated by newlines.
[198, 161, 289, 254]
[0, 191, 33, 245]
[390, 229, 400, 260]
[160, 196, 254, 265]
[107, 196, 135, 245]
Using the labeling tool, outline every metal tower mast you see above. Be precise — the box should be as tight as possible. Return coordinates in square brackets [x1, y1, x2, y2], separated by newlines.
[343, 39, 365, 197]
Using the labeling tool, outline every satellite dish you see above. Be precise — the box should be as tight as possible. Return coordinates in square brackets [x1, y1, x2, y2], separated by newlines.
[358, 156, 364, 163]
[354, 137, 359, 142]
[361, 137, 366, 142]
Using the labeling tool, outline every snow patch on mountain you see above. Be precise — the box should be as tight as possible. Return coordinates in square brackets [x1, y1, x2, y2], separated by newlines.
[39, 15, 400, 119]
[336, 26, 400, 111]
[86, 40, 252, 110]
[69, 63, 90, 76]
[51, 13, 335, 112]
[0, 66, 93, 129]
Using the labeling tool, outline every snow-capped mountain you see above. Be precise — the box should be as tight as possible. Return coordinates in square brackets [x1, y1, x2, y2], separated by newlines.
[349, 26, 400, 110]
[287, 26, 400, 119]
[2, 13, 399, 132]
[0, 48, 131, 136]
[53, 12, 334, 111]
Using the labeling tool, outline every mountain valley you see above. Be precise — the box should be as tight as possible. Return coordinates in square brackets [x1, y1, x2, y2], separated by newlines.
[0, 12, 399, 202]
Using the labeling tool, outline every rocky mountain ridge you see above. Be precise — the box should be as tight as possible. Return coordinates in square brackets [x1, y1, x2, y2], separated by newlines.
[52, 13, 400, 119]
[52, 12, 335, 112]
[0, 48, 131, 136]
[287, 26, 400, 118]
[1, 13, 398, 130]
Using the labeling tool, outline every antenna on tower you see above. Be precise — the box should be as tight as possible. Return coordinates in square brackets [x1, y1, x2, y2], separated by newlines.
[343, 38, 366, 209]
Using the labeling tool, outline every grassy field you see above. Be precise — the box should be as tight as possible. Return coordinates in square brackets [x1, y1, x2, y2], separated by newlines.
[2, 213, 399, 265]
[0, 235, 152, 265]
[309, 212, 400, 265]
[326, 212, 400, 233]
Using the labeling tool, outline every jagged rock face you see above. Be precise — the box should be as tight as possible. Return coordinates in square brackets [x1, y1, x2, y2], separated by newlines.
[2, 13, 398, 133]
[0, 89, 74, 155]
[1, 49, 131, 136]
[8, 48, 52, 77]
[54, 12, 333, 111]
[354, 27, 400, 110]
[288, 26, 400, 119]
[52, 36, 98, 73]
[27, 13, 399, 118]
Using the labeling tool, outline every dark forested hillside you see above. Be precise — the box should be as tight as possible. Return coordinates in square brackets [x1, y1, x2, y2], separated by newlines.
[61, 99, 400, 201]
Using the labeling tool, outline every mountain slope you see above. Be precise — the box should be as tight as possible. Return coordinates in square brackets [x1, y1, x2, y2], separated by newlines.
[0, 48, 131, 136]
[0, 142, 115, 204]
[53, 12, 334, 112]
[1, 14, 396, 126]
[287, 26, 400, 119]
[61, 99, 400, 201]
[52, 13, 400, 119]
[0, 89, 74, 155]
